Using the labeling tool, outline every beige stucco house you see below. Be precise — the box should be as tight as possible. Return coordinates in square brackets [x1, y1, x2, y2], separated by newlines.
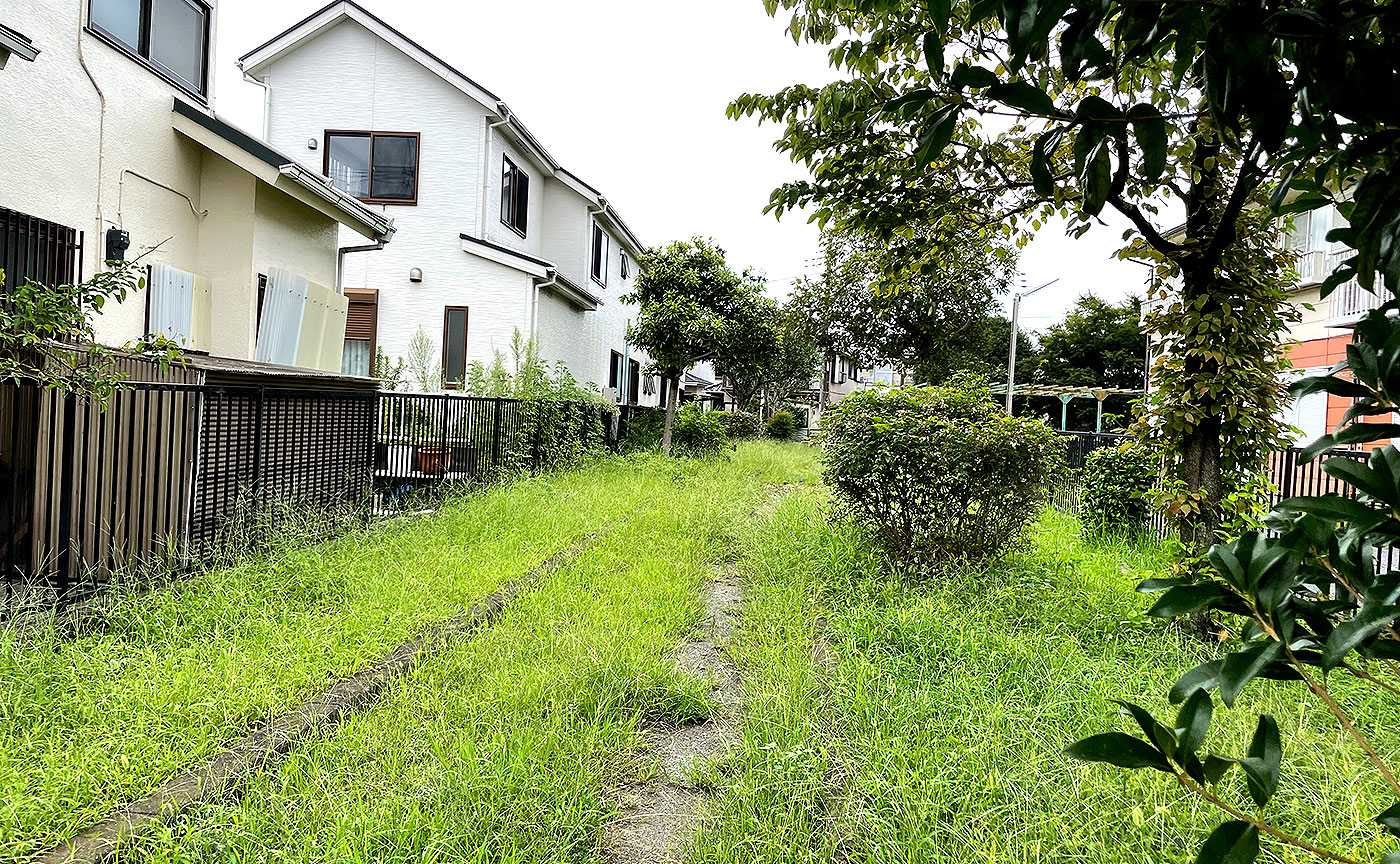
[0, 1, 394, 372]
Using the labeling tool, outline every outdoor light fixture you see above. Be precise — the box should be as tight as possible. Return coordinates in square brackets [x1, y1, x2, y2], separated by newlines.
[308, 138, 318, 150]
[409, 267, 423, 283]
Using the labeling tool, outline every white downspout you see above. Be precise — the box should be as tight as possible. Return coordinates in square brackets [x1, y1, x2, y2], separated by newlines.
[239, 65, 271, 139]
[481, 104, 512, 236]
[76, 0, 106, 263]
[532, 270, 558, 342]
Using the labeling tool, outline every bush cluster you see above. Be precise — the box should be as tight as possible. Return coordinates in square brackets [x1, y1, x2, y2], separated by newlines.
[672, 404, 729, 457]
[717, 409, 763, 439]
[621, 404, 728, 457]
[764, 410, 797, 441]
[1079, 445, 1156, 535]
[821, 381, 1065, 563]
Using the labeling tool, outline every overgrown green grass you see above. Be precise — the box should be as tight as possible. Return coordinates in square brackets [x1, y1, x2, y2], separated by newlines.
[120, 441, 818, 862]
[0, 442, 817, 861]
[693, 489, 1400, 864]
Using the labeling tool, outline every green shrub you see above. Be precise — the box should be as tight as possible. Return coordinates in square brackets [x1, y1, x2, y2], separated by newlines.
[621, 408, 666, 453]
[672, 404, 729, 457]
[821, 380, 1065, 562]
[718, 409, 763, 439]
[1079, 444, 1156, 534]
[764, 410, 797, 441]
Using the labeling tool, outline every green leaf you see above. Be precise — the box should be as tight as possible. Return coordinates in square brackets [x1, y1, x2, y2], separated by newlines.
[1170, 659, 1224, 704]
[1030, 129, 1061, 197]
[1219, 643, 1281, 707]
[950, 63, 998, 90]
[1193, 821, 1259, 864]
[914, 105, 960, 169]
[1203, 754, 1236, 785]
[923, 31, 944, 77]
[1323, 604, 1400, 669]
[1378, 802, 1400, 836]
[1138, 577, 1190, 593]
[1274, 494, 1381, 526]
[1237, 716, 1281, 807]
[1082, 138, 1113, 216]
[1065, 732, 1172, 772]
[1128, 103, 1167, 182]
[1176, 689, 1213, 757]
[1148, 583, 1231, 618]
[986, 81, 1058, 116]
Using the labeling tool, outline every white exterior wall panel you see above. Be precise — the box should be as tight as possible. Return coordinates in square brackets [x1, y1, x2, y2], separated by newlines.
[252, 10, 657, 402]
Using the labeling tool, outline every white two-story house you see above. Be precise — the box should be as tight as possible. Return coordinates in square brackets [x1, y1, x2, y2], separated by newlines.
[238, 0, 660, 405]
[0, 1, 394, 374]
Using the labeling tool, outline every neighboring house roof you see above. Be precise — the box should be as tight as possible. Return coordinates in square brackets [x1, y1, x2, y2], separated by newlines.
[0, 22, 40, 66]
[171, 98, 395, 242]
[458, 232, 601, 311]
[238, 0, 645, 255]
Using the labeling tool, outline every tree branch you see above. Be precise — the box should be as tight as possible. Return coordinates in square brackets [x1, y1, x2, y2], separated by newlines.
[1108, 194, 1183, 256]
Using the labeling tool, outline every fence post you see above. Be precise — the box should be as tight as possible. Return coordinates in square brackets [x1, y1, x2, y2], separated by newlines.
[492, 398, 502, 468]
[531, 403, 541, 473]
[55, 392, 77, 596]
[251, 386, 266, 509]
[439, 393, 450, 481]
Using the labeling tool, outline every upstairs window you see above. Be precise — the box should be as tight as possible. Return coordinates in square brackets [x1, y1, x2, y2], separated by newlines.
[500, 155, 529, 236]
[88, 0, 210, 97]
[324, 131, 420, 204]
[620, 253, 630, 280]
[591, 222, 609, 285]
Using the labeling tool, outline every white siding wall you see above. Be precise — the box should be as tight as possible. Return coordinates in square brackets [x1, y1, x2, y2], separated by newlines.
[257, 15, 656, 402]
[0, 2, 215, 347]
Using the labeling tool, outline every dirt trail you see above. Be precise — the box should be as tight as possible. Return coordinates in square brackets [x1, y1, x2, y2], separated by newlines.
[605, 570, 743, 864]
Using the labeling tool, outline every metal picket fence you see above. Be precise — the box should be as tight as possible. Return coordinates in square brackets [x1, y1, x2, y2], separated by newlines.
[1, 380, 624, 608]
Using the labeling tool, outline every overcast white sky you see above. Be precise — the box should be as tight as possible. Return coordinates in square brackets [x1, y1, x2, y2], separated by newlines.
[213, 0, 1153, 330]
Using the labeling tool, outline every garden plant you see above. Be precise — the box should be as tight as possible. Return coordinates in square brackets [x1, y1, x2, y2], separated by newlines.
[821, 379, 1064, 562]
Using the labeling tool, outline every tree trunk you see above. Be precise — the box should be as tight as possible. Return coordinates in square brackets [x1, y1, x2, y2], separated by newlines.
[661, 375, 679, 457]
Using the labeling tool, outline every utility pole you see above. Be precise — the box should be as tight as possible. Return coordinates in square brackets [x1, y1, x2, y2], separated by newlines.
[1006, 277, 1059, 414]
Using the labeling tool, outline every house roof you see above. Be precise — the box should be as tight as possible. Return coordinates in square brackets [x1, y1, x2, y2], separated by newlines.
[239, 0, 646, 256]
[0, 22, 39, 63]
[171, 98, 395, 242]
[458, 233, 601, 311]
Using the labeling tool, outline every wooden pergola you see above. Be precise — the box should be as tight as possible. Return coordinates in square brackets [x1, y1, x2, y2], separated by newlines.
[988, 383, 1144, 432]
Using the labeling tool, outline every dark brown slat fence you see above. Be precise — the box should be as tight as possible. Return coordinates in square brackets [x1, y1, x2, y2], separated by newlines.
[1, 382, 624, 612]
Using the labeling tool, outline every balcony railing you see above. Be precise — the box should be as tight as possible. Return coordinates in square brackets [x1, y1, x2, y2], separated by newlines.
[1325, 249, 1379, 324]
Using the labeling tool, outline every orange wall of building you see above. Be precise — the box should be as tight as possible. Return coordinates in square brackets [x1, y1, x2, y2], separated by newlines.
[1287, 334, 1393, 449]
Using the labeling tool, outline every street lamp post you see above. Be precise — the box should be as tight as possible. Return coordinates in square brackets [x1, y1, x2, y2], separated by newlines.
[1006, 277, 1059, 414]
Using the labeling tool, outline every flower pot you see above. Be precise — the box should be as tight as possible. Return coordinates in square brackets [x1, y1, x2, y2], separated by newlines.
[417, 446, 451, 476]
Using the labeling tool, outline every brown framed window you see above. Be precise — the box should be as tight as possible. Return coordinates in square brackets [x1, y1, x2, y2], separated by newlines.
[88, 0, 210, 98]
[500, 155, 529, 236]
[443, 306, 469, 388]
[628, 360, 640, 405]
[591, 222, 609, 285]
[324, 131, 420, 204]
[342, 288, 378, 377]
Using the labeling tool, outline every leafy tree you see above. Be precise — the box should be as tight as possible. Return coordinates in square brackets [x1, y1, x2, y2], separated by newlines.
[1028, 293, 1145, 427]
[713, 292, 783, 413]
[789, 228, 1017, 395]
[730, 0, 1400, 551]
[624, 238, 775, 455]
[1, 264, 178, 401]
[761, 314, 824, 412]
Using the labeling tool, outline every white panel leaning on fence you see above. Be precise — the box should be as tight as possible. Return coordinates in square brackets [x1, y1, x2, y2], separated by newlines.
[255, 266, 349, 372]
[147, 263, 212, 352]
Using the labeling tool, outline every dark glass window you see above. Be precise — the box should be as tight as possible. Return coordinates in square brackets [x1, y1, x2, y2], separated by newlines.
[325, 132, 420, 204]
[591, 222, 608, 285]
[443, 306, 468, 388]
[500, 156, 529, 236]
[620, 253, 630, 280]
[628, 360, 640, 405]
[608, 351, 624, 401]
[88, 0, 209, 96]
